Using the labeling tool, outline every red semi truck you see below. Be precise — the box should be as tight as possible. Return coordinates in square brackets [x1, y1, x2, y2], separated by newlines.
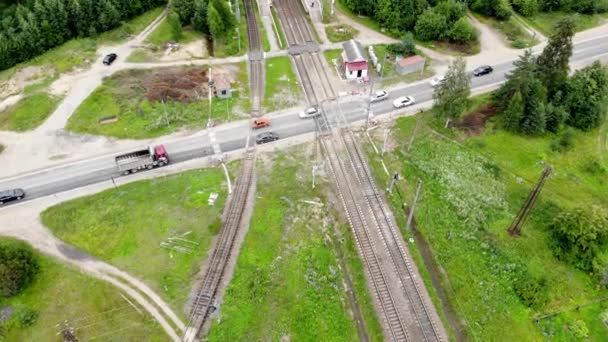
[115, 145, 169, 175]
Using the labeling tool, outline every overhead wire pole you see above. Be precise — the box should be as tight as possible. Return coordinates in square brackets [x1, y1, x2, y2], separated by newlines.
[508, 166, 552, 236]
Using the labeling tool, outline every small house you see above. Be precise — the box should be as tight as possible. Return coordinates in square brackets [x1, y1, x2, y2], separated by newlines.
[341, 39, 368, 80]
[395, 55, 425, 75]
[212, 73, 232, 99]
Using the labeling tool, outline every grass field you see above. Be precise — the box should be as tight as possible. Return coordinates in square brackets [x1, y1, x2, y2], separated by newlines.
[146, 22, 203, 47]
[263, 57, 301, 112]
[41, 167, 231, 316]
[0, 238, 166, 341]
[523, 11, 608, 36]
[325, 24, 359, 43]
[363, 100, 608, 340]
[207, 147, 382, 341]
[67, 64, 250, 139]
[0, 93, 60, 131]
[0, 7, 164, 82]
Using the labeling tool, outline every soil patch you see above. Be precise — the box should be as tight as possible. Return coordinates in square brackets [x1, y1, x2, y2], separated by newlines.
[451, 104, 497, 136]
[144, 67, 209, 102]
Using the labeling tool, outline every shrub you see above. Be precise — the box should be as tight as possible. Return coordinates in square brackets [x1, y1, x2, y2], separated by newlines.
[549, 127, 574, 152]
[386, 32, 416, 56]
[0, 239, 40, 298]
[415, 9, 448, 41]
[511, 0, 539, 17]
[549, 206, 608, 273]
[448, 17, 477, 43]
[513, 272, 549, 309]
[582, 158, 606, 175]
[435, 0, 467, 25]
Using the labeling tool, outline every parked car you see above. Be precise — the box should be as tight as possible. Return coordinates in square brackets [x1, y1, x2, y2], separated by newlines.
[256, 132, 279, 144]
[0, 188, 25, 204]
[370, 90, 389, 103]
[251, 117, 271, 129]
[103, 53, 118, 65]
[429, 75, 446, 87]
[473, 65, 493, 76]
[392, 96, 416, 109]
[298, 106, 321, 119]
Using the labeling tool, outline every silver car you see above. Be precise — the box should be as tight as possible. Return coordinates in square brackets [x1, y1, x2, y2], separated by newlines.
[370, 90, 389, 103]
[392, 96, 416, 109]
[298, 106, 321, 119]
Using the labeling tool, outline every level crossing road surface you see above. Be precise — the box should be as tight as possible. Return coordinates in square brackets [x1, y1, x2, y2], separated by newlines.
[1, 35, 608, 205]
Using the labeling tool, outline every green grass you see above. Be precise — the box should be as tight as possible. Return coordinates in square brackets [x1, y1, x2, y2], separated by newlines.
[363, 101, 608, 340]
[67, 64, 250, 139]
[475, 13, 539, 49]
[207, 147, 382, 340]
[146, 22, 203, 47]
[0, 144, 4, 154]
[271, 5, 288, 48]
[263, 57, 301, 112]
[325, 24, 359, 43]
[335, 1, 386, 36]
[0, 238, 166, 341]
[0, 93, 60, 131]
[41, 168, 230, 317]
[523, 11, 608, 36]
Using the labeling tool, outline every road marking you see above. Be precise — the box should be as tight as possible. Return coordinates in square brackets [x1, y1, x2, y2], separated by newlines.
[208, 131, 222, 155]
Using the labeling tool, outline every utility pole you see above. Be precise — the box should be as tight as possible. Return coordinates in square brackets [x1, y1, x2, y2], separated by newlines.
[407, 116, 420, 152]
[387, 172, 399, 195]
[508, 166, 552, 236]
[406, 179, 422, 230]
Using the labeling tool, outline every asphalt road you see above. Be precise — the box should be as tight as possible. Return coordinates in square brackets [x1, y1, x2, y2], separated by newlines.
[2, 35, 608, 205]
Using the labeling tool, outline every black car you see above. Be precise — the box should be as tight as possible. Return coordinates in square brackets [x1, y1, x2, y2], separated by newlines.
[103, 53, 118, 65]
[255, 132, 279, 144]
[473, 65, 493, 76]
[0, 188, 25, 204]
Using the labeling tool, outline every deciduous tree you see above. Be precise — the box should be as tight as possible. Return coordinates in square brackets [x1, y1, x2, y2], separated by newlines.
[433, 57, 471, 120]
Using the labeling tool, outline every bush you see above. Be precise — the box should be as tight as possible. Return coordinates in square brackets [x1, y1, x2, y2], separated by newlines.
[511, 0, 539, 17]
[435, 0, 467, 25]
[513, 272, 549, 309]
[582, 158, 607, 175]
[448, 17, 477, 42]
[549, 127, 574, 152]
[386, 32, 416, 57]
[415, 9, 448, 41]
[0, 240, 40, 298]
[549, 206, 608, 273]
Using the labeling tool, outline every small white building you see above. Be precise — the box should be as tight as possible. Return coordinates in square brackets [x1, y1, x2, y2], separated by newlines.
[341, 40, 368, 81]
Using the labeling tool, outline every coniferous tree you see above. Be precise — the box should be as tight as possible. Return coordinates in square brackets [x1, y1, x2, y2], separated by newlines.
[173, 0, 195, 25]
[536, 16, 575, 100]
[207, 4, 224, 39]
[192, 0, 208, 33]
[503, 90, 524, 132]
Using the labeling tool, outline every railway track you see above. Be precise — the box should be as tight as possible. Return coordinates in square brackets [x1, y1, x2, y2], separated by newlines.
[183, 150, 256, 341]
[244, 0, 264, 116]
[320, 134, 410, 341]
[340, 130, 444, 342]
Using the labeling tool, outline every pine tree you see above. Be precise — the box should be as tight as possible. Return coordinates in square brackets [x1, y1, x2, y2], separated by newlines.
[192, 0, 208, 33]
[95, 0, 120, 32]
[536, 16, 575, 100]
[503, 90, 524, 132]
[520, 79, 546, 135]
[211, 0, 235, 33]
[173, 0, 195, 25]
[207, 4, 224, 39]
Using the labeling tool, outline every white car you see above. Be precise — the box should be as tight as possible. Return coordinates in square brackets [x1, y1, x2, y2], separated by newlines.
[298, 106, 321, 119]
[392, 96, 416, 109]
[429, 75, 446, 87]
[370, 90, 389, 103]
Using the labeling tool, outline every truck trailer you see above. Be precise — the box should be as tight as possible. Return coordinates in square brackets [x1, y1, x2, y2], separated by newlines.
[115, 145, 169, 175]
